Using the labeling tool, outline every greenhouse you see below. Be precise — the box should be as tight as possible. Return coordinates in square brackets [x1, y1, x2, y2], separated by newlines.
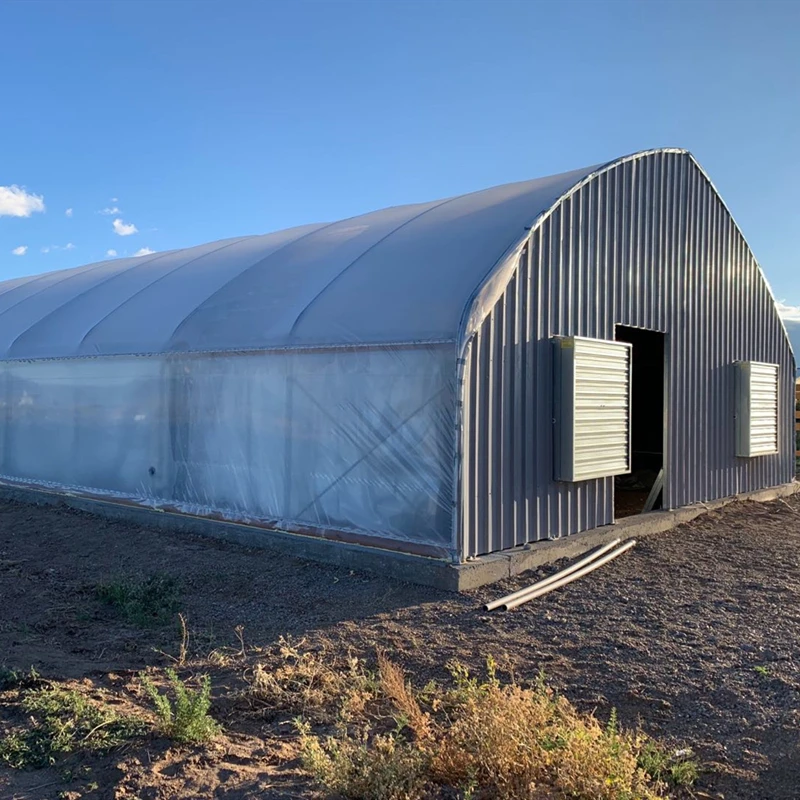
[0, 148, 794, 575]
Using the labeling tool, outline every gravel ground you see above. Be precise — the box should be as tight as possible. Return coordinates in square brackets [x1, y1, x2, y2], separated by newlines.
[0, 492, 799, 799]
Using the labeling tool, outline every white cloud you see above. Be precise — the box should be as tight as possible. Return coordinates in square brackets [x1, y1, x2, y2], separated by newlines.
[133, 247, 155, 257]
[99, 206, 121, 215]
[112, 218, 138, 236]
[41, 243, 77, 254]
[111, 197, 118, 203]
[11, 245, 27, 256]
[777, 300, 800, 322]
[65, 208, 73, 218]
[0, 185, 45, 218]
[106, 249, 118, 257]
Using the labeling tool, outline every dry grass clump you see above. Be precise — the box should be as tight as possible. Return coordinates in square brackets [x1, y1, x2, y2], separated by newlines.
[375, 652, 433, 742]
[243, 637, 377, 722]
[296, 655, 695, 800]
[430, 673, 655, 799]
[298, 725, 429, 800]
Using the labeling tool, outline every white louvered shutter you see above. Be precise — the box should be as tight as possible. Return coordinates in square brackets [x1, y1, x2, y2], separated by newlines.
[735, 362, 779, 457]
[554, 337, 632, 482]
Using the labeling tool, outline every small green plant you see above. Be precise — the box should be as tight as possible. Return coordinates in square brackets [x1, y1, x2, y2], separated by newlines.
[669, 756, 699, 787]
[0, 666, 22, 690]
[638, 740, 699, 788]
[0, 665, 38, 691]
[141, 669, 219, 744]
[0, 685, 144, 769]
[753, 665, 771, 678]
[95, 573, 180, 626]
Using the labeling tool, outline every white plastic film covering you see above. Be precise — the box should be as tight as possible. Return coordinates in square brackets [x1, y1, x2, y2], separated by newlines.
[554, 337, 632, 482]
[0, 345, 456, 552]
[735, 361, 780, 457]
[0, 164, 600, 360]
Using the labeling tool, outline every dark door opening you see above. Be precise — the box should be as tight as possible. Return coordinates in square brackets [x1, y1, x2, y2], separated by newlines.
[614, 326, 666, 518]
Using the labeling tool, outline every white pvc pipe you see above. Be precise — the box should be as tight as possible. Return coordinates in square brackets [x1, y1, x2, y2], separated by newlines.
[503, 539, 637, 611]
[484, 538, 621, 612]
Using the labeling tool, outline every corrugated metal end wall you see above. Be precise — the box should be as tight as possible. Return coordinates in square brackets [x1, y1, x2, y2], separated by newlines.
[460, 150, 795, 559]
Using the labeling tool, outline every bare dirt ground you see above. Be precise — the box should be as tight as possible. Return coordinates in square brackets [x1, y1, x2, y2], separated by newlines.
[1, 493, 799, 799]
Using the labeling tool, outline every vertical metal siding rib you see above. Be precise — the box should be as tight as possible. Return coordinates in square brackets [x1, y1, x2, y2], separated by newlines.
[460, 151, 793, 558]
[501, 275, 515, 550]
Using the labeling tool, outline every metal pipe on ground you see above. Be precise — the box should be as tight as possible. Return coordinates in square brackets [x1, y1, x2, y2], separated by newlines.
[484, 538, 622, 612]
[502, 539, 637, 611]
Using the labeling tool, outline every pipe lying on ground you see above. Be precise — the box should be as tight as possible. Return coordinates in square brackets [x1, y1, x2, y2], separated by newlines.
[503, 539, 637, 611]
[484, 538, 622, 612]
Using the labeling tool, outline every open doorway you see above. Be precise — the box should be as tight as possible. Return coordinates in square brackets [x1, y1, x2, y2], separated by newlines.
[614, 326, 666, 518]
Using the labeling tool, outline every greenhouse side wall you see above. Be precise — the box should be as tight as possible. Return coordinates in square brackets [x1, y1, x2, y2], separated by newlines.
[0, 343, 457, 556]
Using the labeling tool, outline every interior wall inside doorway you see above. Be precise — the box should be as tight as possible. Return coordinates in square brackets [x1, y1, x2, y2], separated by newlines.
[614, 326, 666, 517]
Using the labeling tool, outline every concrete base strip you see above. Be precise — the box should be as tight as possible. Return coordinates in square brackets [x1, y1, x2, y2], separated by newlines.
[454, 481, 800, 591]
[0, 480, 796, 592]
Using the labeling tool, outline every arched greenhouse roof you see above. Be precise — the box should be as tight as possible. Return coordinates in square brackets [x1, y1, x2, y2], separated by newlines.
[0, 161, 611, 359]
[1, 147, 772, 361]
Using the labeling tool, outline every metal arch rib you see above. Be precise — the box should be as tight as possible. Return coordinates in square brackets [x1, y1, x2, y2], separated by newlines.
[74, 236, 257, 354]
[0, 261, 122, 310]
[159, 221, 341, 350]
[6, 248, 187, 358]
[286, 193, 468, 338]
[0, 272, 61, 305]
[0, 254, 165, 358]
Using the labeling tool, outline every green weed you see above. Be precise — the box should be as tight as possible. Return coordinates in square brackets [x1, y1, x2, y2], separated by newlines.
[0, 665, 38, 691]
[0, 685, 145, 769]
[753, 665, 771, 678]
[140, 668, 219, 744]
[95, 573, 180, 626]
[638, 740, 699, 788]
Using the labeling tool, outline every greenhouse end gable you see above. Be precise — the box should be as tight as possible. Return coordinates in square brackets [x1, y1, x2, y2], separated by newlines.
[0, 149, 793, 586]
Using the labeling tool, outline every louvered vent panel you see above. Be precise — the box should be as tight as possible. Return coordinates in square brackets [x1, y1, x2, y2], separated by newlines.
[555, 337, 632, 482]
[736, 362, 779, 457]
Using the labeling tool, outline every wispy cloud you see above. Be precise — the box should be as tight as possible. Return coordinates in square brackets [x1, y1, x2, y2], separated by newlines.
[0, 186, 45, 218]
[41, 243, 77, 254]
[777, 300, 800, 322]
[99, 206, 121, 215]
[133, 247, 155, 257]
[112, 218, 138, 236]
[111, 197, 118, 203]
[65, 208, 73, 218]
[106, 249, 118, 257]
[11, 245, 27, 256]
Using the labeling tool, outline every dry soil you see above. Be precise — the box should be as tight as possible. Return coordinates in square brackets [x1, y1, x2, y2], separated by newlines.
[1, 493, 799, 799]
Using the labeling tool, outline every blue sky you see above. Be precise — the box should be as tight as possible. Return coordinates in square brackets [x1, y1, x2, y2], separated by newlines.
[1, 0, 798, 318]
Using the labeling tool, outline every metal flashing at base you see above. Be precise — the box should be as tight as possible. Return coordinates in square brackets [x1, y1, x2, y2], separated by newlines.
[0, 480, 796, 592]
